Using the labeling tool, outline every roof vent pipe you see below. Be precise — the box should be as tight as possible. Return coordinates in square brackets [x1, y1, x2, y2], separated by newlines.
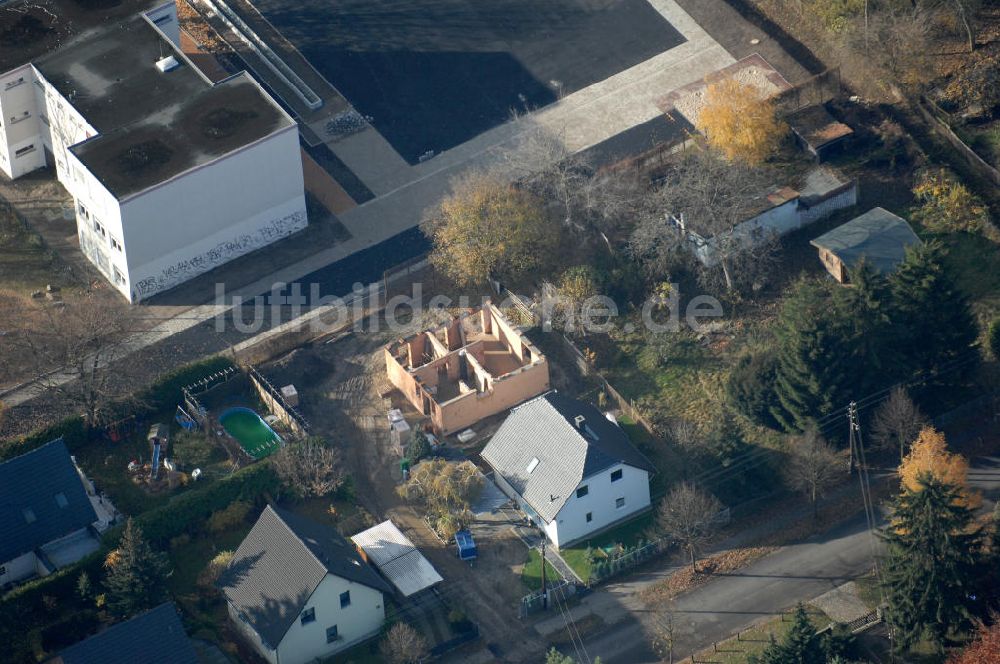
[574, 415, 586, 429]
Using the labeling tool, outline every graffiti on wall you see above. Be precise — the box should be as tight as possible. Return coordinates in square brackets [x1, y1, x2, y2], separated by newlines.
[133, 209, 306, 300]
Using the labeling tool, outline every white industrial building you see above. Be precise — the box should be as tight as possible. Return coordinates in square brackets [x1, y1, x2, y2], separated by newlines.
[0, 1, 306, 301]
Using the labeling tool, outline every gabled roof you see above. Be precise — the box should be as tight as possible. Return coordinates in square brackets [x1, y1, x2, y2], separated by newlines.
[57, 602, 198, 664]
[220, 505, 390, 648]
[351, 520, 443, 597]
[481, 392, 655, 523]
[810, 207, 921, 275]
[0, 438, 97, 562]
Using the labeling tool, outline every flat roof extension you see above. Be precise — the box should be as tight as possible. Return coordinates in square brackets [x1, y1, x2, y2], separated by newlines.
[31, 13, 293, 198]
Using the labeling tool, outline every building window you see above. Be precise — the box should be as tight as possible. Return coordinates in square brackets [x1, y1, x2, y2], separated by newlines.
[78, 202, 88, 218]
[576, 485, 588, 499]
[300, 607, 315, 625]
[326, 625, 339, 643]
[0, 566, 6, 576]
[55, 493, 68, 508]
[10, 111, 30, 124]
[5, 77, 25, 89]
[615, 497, 626, 510]
[339, 590, 351, 608]
[33, 79, 43, 90]
[113, 266, 126, 286]
[585, 512, 592, 523]
[14, 144, 35, 158]
[22, 508, 36, 523]
[110, 236, 122, 252]
[40, 114, 49, 126]
[611, 469, 623, 483]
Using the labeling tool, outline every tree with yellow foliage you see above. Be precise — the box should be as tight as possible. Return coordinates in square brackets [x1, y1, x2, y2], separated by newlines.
[696, 78, 786, 166]
[899, 426, 976, 506]
[422, 170, 556, 288]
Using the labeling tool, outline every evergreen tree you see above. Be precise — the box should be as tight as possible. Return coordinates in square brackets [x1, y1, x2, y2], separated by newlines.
[890, 241, 978, 384]
[835, 261, 898, 393]
[880, 474, 984, 653]
[783, 603, 824, 663]
[104, 518, 170, 619]
[771, 279, 853, 432]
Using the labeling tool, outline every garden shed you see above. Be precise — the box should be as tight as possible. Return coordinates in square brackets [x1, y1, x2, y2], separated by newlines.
[810, 207, 921, 283]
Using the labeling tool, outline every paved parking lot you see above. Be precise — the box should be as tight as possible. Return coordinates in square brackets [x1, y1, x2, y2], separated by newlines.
[250, 0, 685, 163]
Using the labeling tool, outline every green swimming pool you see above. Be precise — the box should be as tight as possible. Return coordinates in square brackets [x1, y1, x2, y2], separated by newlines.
[219, 407, 282, 459]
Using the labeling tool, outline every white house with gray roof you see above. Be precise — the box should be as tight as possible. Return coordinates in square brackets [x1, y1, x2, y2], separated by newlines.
[221, 505, 391, 664]
[481, 392, 655, 548]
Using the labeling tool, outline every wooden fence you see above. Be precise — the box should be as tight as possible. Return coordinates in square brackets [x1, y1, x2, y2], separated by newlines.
[558, 333, 663, 440]
[246, 364, 309, 437]
[915, 95, 1000, 187]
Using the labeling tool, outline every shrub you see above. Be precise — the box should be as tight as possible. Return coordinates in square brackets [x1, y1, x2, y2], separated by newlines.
[406, 430, 432, 464]
[988, 318, 1000, 361]
[911, 168, 990, 236]
[0, 415, 86, 462]
[726, 352, 781, 429]
[137, 463, 278, 544]
[196, 550, 234, 591]
[39, 609, 100, 653]
[206, 501, 252, 533]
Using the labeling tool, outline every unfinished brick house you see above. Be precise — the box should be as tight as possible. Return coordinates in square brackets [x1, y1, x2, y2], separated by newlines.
[384, 302, 550, 436]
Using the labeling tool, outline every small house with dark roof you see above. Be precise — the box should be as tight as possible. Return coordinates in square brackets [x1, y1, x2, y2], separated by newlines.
[481, 392, 655, 548]
[55, 602, 198, 664]
[221, 505, 391, 664]
[0, 439, 101, 588]
[810, 207, 921, 283]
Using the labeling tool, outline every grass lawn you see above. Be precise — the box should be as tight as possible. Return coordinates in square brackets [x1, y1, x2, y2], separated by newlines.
[74, 417, 232, 516]
[691, 606, 834, 664]
[558, 511, 656, 584]
[0, 203, 75, 295]
[167, 525, 253, 598]
[522, 548, 562, 592]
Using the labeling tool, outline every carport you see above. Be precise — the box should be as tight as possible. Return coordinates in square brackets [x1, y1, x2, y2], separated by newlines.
[352, 520, 444, 597]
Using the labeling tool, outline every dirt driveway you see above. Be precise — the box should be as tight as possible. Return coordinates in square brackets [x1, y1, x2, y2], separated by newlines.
[295, 318, 549, 662]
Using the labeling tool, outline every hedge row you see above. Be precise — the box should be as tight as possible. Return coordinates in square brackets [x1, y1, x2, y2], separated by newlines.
[136, 462, 279, 544]
[0, 355, 236, 462]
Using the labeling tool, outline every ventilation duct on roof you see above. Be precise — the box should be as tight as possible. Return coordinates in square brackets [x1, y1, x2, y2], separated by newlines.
[155, 55, 180, 73]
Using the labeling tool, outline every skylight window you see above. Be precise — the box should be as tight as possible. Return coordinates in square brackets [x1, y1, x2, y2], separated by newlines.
[526, 457, 540, 474]
[23, 508, 36, 524]
[55, 493, 69, 508]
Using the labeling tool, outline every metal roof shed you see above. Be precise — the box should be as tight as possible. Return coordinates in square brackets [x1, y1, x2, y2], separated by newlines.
[351, 520, 443, 597]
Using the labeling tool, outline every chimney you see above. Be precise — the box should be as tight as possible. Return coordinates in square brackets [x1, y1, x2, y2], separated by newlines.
[574, 415, 585, 430]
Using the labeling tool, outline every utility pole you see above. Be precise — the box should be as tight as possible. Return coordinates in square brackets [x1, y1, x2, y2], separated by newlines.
[540, 534, 548, 611]
[848, 401, 858, 474]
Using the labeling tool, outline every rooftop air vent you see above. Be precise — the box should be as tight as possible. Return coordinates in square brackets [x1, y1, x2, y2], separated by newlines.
[574, 415, 586, 429]
[155, 55, 180, 73]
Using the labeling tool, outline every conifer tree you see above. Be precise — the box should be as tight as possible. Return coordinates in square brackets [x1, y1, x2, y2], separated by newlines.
[783, 603, 824, 663]
[836, 260, 897, 392]
[890, 241, 978, 383]
[771, 279, 852, 432]
[880, 474, 984, 653]
[104, 518, 171, 619]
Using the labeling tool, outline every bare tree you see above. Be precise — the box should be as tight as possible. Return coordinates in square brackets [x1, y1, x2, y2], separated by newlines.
[656, 482, 723, 572]
[650, 600, 679, 664]
[272, 436, 345, 498]
[491, 121, 646, 238]
[2, 295, 140, 427]
[871, 387, 928, 462]
[849, 4, 938, 88]
[784, 428, 841, 519]
[630, 149, 775, 293]
[379, 622, 429, 664]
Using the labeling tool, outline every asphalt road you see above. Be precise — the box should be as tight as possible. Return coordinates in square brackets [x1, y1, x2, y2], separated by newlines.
[565, 455, 1000, 663]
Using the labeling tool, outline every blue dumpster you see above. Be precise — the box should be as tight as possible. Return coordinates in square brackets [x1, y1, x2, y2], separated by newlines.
[455, 529, 477, 561]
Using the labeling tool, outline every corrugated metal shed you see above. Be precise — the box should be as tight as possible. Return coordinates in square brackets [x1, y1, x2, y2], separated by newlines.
[351, 521, 443, 597]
